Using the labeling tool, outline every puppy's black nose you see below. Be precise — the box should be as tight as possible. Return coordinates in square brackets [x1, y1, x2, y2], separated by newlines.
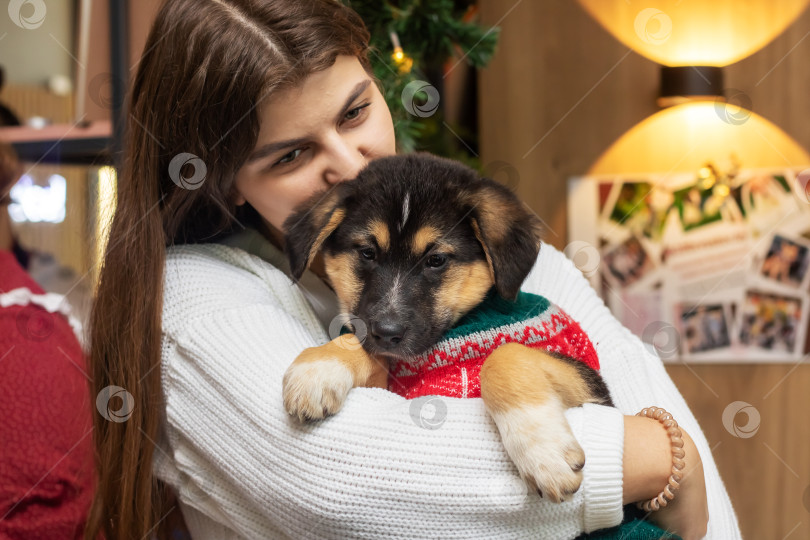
[371, 321, 406, 348]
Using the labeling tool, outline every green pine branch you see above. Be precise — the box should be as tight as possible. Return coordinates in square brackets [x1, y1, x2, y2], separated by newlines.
[345, 0, 499, 165]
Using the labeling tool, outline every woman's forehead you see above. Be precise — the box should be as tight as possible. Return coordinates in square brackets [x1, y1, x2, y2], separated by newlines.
[255, 55, 372, 140]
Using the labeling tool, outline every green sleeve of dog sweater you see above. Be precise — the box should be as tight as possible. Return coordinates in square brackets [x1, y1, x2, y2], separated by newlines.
[576, 505, 680, 539]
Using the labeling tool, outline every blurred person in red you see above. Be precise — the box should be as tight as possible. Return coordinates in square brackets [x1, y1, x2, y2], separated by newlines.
[0, 140, 95, 539]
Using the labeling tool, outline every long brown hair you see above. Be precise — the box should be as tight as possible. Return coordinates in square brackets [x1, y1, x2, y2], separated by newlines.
[85, 1, 372, 538]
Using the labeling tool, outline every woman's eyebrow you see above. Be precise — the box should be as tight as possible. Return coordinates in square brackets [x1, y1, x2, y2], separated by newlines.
[332, 79, 372, 124]
[246, 136, 309, 164]
[246, 79, 373, 164]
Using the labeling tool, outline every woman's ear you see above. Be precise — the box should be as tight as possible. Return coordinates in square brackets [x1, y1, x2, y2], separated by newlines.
[283, 187, 347, 281]
[466, 178, 544, 300]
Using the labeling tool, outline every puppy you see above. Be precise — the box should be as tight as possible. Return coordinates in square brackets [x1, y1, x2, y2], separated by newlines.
[281, 152, 612, 502]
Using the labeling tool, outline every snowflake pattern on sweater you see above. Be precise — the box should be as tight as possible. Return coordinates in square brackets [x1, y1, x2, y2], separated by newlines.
[388, 289, 600, 399]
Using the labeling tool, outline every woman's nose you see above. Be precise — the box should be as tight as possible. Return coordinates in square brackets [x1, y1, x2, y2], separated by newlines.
[323, 139, 366, 185]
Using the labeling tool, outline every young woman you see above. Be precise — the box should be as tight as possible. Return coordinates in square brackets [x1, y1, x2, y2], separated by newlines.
[86, 1, 739, 539]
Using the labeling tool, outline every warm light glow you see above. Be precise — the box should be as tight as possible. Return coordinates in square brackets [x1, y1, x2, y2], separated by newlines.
[94, 166, 117, 290]
[589, 102, 810, 174]
[8, 174, 66, 224]
[714, 184, 730, 197]
[577, 0, 810, 66]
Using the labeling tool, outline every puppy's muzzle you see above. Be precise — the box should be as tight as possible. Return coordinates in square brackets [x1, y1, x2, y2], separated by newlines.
[370, 320, 407, 349]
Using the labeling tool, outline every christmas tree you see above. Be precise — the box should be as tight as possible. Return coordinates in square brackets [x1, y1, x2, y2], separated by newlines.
[344, 0, 499, 166]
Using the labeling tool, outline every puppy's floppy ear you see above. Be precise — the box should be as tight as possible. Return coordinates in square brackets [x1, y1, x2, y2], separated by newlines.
[466, 178, 543, 301]
[283, 187, 347, 281]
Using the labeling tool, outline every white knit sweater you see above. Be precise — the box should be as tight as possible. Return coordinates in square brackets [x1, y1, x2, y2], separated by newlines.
[154, 227, 741, 539]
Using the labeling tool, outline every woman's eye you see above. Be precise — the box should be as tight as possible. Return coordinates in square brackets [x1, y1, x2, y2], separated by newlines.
[276, 148, 303, 165]
[344, 103, 370, 122]
[426, 254, 448, 268]
[359, 247, 376, 261]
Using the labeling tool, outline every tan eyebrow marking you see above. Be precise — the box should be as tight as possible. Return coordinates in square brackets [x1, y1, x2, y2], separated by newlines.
[368, 220, 390, 251]
[411, 225, 441, 256]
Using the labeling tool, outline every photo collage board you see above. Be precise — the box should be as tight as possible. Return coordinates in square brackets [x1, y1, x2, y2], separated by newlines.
[568, 165, 810, 362]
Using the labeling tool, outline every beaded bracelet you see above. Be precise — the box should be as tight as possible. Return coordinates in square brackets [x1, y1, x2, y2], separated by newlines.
[636, 406, 685, 512]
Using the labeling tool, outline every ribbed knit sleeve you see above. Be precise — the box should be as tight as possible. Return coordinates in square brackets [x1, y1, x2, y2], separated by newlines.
[521, 243, 742, 539]
[154, 244, 628, 539]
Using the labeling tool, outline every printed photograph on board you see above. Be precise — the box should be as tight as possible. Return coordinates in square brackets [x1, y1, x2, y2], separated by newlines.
[759, 234, 810, 289]
[602, 236, 655, 288]
[679, 304, 732, 354]
[739, 291, 802, 354]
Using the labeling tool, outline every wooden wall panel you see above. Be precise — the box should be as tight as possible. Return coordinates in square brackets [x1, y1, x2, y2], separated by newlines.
[668, 364, 810, 539]
[127, 0, 164, 72]
[0, 84, 74, 124]
[727, 10, 810, 154]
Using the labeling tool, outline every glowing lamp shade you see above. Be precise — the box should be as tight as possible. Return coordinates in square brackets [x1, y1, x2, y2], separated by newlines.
[577, 0, 810, 66]
[588, 102, 810, 175]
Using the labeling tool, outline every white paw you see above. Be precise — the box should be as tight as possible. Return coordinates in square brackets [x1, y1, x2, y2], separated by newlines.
[490, 398, 585, 503]
[282, 359, 354, 422]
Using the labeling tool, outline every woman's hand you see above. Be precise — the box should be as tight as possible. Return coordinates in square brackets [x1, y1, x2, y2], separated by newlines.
[623, 416, 709, 539]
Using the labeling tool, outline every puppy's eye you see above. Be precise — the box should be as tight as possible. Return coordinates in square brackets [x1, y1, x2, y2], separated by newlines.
[425, 254, 448, 268]
[359, 247, 376, 261]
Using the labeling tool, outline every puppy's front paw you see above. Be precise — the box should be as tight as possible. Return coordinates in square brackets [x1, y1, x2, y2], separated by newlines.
[282, 359, 354, 422]
[491, 401, 585, 503]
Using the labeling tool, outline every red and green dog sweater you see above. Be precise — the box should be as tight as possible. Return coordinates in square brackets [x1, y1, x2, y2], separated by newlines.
[387, 290, 600, 399]
[386, 291, 671, 540]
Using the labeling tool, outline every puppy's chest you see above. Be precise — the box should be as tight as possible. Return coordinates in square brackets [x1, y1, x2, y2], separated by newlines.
[387, 291, 600, 399]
